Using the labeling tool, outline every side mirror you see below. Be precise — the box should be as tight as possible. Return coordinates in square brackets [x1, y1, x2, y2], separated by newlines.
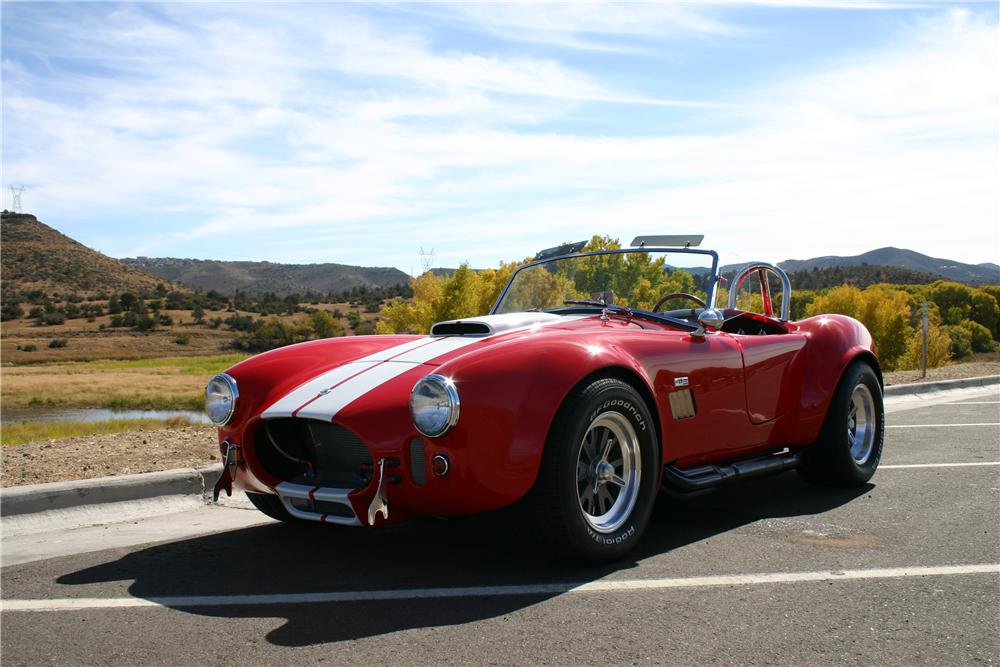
[693, 308, 725, 338]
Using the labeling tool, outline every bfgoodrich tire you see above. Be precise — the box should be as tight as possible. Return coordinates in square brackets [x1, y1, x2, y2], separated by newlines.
[799, 360, 885, 487]
[523, 377, 660, 563]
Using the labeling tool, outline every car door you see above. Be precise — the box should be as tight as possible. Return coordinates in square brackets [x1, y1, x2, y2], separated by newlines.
[731, 333, 808, 424]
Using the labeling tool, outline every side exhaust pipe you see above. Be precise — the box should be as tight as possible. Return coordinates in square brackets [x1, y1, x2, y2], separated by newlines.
[662, 450, 802, 496]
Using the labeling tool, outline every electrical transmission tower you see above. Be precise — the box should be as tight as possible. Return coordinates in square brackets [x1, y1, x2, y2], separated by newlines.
[9, 185, 25, 213]
[419, 247, 436, 274]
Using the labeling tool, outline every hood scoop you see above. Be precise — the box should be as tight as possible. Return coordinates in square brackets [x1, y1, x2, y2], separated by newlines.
[430, 312, 568, 337]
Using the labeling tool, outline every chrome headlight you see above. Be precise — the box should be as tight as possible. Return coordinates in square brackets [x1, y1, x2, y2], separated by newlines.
[410, 374, 460, 438]
[205, 373, 239, 426]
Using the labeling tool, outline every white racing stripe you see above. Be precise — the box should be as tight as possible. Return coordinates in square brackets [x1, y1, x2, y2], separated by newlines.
[3, 564, 995, 612]
[261, 337, 441, 419]
[887, 423, 1000, 429]
[295, 336, 483, 420]
[261, 314, 578, 421]
[879, 462, 1000, 469]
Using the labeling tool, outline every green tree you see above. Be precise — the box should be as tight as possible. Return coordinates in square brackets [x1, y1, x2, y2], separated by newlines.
[310, 310, 345, 339]
[927, 281, 973, 325]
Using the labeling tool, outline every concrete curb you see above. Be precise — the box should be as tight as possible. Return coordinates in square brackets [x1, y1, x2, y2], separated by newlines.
[1, 465, 223, 518]
[2, 376, 997, 521]
[883, 374, 1000, 397]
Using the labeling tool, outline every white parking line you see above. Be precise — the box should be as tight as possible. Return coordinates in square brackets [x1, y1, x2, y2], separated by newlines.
[3, 564, 997, 612]
[946, 401, 1000, 405]
[879, 462, 1000, 469]
[887, 423, 1000, 428]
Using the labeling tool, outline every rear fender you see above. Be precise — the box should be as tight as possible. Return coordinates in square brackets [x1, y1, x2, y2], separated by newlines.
[790, 315, 881, 443]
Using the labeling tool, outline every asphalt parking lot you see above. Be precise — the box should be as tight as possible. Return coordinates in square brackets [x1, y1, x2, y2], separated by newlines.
[2, 389, 998, 666]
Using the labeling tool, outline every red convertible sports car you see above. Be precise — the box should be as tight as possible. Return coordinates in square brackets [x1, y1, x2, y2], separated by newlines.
[206, 236, 884, 562]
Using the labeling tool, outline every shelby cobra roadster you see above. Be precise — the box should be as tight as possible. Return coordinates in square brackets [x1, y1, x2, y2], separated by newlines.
[206, 236, 884, 562]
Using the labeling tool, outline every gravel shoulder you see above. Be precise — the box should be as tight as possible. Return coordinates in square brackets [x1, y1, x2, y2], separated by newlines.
[3, 361, 998, 488]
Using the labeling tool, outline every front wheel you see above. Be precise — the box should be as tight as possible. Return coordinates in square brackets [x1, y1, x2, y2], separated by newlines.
[246, 491, 302, 523]
[523, 377, 660, 563]
[799, 360, 884, 486]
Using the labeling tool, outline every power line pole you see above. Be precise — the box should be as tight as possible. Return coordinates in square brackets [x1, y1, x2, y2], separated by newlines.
[418, 247, 436, 275]
[9, 185, 25, 213]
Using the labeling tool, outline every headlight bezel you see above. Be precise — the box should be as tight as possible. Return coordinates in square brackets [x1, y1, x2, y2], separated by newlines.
[410, 374, 460, 438]
[205, 373, 239, 426]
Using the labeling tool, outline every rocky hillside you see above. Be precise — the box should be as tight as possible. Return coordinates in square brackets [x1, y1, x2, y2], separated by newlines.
[121, 257, 410, 297]
[1, 213, 183, 298]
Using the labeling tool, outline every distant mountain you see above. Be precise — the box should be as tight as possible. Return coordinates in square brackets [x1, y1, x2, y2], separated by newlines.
[1, 213, 184, 298]
[122, 257, 410, 297]
[777, 247, 999, 285]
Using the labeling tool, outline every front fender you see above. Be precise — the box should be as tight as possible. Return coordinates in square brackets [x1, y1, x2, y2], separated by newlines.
[431, 330, 658, 510]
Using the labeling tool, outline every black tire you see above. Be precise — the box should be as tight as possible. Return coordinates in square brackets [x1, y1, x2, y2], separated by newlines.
[799, 360, 884, 486]
[522, 377, 660, 563]
[246, 491, 302, 523]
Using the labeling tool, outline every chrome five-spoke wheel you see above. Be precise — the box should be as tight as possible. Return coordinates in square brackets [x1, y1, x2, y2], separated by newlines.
[847, 383, 877, 465]
[576, 411, 641, 534]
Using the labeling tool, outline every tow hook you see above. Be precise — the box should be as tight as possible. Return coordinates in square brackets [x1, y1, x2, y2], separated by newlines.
[213, 440, 241, 502]
[367, 458, 395, 526]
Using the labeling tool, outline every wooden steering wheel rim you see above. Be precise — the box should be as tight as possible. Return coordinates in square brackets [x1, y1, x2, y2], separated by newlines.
[652, 292, 706, 312]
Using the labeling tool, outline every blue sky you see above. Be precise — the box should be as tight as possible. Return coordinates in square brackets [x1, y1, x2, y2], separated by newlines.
[2, 1, 997, 272]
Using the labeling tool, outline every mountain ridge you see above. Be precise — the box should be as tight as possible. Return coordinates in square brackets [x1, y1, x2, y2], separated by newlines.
[121, 256, 411, 297]
[776, 246, 998, 285]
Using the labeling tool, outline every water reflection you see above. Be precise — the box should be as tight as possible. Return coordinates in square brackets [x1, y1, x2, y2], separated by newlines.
[1, 407, 211, 425]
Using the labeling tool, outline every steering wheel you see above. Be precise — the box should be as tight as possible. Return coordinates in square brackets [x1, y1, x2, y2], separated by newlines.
[652, 293, 706, 312]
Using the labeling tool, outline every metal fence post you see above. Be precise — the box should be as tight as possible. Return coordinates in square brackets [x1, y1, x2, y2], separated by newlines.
[922, 300, 928, 378]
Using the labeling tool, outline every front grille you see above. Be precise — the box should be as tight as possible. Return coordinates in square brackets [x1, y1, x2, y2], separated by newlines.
[256, 419, 373, 489]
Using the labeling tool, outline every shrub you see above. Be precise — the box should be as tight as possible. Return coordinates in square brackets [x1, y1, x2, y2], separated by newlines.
[48, 338, 68, 348]
[174, 332, 192, 345]
[898, 324, 952, 370]
[309, 311, 345, 339]
[1, 301, 24, 321]
[19, 344, 37, 352]
[40, 312, 67, 326]
[354, 320, 377, 335]
[962, 320, 997, 353]
[233, 317, 312, 352]
[943, 325, 972, 359]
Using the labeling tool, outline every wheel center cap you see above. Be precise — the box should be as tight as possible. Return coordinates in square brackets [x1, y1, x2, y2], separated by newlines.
[595, 461, 615, 483]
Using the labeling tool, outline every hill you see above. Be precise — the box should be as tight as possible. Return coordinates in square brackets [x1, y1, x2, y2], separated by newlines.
[1, 213, 184, 298]
[121, 257, 410, 297]
[778, 247, 999, 285]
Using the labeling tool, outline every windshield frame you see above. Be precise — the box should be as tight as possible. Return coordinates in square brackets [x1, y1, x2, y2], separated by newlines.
[489, 246, 721, 315]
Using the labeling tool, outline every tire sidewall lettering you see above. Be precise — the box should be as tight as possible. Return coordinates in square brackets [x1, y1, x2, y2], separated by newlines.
[589, 398, 647, 432]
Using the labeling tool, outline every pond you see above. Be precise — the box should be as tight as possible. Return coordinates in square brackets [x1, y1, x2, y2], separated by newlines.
[1, 407, 212, 425]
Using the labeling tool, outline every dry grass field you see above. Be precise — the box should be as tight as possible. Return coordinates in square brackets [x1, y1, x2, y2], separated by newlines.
[1, 354, 247, 410]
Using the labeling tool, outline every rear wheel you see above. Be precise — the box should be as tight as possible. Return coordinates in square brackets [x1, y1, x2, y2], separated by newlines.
[523, 377, 659, 563]
[799, 360, 884, 486]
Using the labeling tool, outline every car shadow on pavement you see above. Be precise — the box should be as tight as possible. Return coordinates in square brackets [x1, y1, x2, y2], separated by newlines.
[56, 471, 871, 647]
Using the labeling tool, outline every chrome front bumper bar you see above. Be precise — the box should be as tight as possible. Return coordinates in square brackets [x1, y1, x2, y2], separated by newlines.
[275, 482, 362, 526]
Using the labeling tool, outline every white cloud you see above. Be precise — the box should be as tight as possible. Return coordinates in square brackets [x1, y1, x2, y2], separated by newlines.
[2, 4, 997, 270]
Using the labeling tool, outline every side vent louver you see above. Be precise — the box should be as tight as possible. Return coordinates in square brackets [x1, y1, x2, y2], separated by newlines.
[409, 438, 427, 486]
[668, 389, 697, 420]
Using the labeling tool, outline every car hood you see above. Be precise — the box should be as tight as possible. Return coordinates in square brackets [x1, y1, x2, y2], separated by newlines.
[257, 312, 596, 420]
